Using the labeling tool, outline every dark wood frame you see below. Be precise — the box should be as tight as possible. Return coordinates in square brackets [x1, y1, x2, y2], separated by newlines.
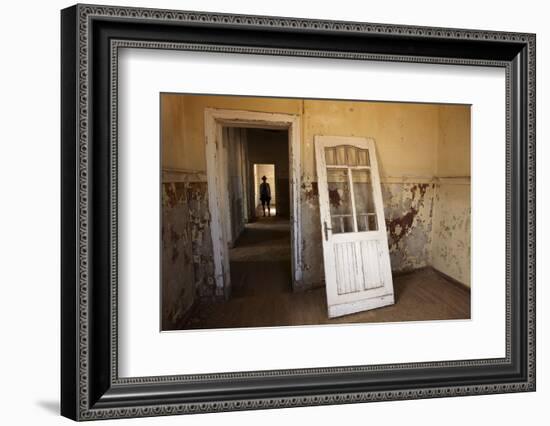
[61, 3, 536, 421]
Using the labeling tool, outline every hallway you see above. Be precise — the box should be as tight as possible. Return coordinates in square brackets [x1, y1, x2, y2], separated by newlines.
[177, 217, 470, 330]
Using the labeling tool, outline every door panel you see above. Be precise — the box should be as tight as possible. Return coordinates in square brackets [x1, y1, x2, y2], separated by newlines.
[315, 136, 394, 318]
[334, 240, 385, 295]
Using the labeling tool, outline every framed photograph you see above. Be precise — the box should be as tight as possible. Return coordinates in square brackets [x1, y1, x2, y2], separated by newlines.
[61, 4, 536, 421]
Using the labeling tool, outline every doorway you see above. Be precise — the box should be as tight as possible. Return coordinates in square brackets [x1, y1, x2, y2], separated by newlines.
[228, 129, 292, 308]
[253, 163, 276, 217]
[204, 109, 302, 299]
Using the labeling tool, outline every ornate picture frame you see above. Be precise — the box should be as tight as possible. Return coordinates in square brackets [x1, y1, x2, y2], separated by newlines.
[61, 4, 535, 420]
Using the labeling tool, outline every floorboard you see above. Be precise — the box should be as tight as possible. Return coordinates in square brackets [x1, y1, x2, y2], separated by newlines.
[175, 217, 470, 330]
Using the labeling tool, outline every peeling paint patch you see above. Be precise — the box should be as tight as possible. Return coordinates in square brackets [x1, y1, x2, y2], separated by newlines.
[383, 182, 434, 272]
[430, 182, 471, 287]
[161, 178, 217, 330]
[298, 178, 440, 288]
[162, 171, 469, 310]
[301, 180, 319, 203]
[387, 206, 418, 247]
[162, 182, 193, 329]
[182, 182, 216, 300]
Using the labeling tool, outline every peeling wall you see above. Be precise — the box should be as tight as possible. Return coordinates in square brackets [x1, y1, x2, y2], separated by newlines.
[300, 180, 436, 286]
[383, 181, 435, 272]
[161, 94, 471, 297]
[161, 182, 193, 329]
[430, 102, 471, 286]
[161, 173, 217, 329]
[296, 100, 442, 287]
[431, 180, 471, 286]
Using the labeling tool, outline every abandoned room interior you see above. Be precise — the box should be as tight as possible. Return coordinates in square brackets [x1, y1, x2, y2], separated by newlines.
[161, 94, 471, 331]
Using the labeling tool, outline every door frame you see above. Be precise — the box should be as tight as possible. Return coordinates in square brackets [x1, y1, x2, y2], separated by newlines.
[204, 108, 302, 299]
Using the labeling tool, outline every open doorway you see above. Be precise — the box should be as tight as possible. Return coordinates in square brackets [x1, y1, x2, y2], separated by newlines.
[228, 128, 292, 312]
[253, 164, 276, 217]
[204, 109, 302, 301]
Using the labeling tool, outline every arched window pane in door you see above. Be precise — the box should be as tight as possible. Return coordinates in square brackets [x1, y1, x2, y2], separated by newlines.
[324, 145, 370, 167]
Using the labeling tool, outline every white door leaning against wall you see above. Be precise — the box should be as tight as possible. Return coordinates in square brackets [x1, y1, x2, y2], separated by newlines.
[315, 136, 394, 318]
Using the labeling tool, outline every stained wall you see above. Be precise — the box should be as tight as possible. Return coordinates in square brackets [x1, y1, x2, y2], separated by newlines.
[161, 174, 216, 330]
[431, 106, 471, 286]
[160, 94, 471, 317]
[161, 181, 194, 329]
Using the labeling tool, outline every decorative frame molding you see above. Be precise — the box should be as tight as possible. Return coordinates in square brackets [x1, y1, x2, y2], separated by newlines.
[61, 3, 535, 421]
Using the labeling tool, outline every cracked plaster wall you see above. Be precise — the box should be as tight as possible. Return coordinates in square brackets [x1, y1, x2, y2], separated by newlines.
[430, 106, 471, 286]
[431, 181, 471, 286]
[161, 174, 216, 330]
[161, 94, 470, 297]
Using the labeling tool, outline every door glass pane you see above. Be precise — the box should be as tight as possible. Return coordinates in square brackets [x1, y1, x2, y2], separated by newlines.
[326, 168, 354, 233]
[325, 145, 370, 166]
[335, 146, 347, 166]
[357, 148, 370, 166]
[352, 169, 378, 231]
[346, 146, 357, 166]
[325, 147, 335, 165]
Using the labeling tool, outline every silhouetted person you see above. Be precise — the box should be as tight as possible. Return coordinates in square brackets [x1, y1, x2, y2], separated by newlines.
[259, 176, 272, 217]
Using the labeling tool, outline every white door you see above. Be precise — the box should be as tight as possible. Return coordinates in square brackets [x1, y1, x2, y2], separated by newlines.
[315, 136, 394, 318]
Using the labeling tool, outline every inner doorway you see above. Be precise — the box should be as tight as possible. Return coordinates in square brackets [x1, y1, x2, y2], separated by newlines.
[204, 109, 302, 298]
[253, 163, 276, 217]
[229, 128, 292, 300]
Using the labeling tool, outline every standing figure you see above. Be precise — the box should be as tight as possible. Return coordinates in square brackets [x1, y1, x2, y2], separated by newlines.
[259, 176, 272, 217]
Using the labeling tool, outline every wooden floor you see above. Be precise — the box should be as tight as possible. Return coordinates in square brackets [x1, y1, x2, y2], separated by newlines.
[178, 217, 470, 330]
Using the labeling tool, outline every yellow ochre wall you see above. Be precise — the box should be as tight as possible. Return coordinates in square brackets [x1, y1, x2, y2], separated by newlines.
[436, 105, 471, 177]
[431, 106, 471, 287]
[162, 94, 441, 179]
[161, 94, 470, 289]
[162, 95, 302, 172]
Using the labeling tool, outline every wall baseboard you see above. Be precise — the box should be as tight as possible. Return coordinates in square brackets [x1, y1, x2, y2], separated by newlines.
[430, 266, 470, 292]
